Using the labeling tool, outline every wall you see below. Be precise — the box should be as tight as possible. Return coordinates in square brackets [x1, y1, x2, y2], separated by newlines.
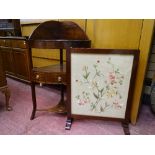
[21, 19, 154, 124]
[131, 20, 154, 123]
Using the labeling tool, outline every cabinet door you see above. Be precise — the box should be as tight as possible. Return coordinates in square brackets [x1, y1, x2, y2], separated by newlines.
[0, 47, 15, 75]
[13, 48, 30, 81]
[0, 52, 7, 86]
[86, 19, 143, 49]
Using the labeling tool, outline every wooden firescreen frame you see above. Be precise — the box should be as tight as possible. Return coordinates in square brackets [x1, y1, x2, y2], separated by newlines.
[66, 48, 139, 135]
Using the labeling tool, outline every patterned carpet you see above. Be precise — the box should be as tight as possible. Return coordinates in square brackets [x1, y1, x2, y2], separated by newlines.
[0, 78, 155, 135]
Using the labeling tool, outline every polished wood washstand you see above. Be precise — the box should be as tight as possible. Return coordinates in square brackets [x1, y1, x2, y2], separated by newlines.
[29, 20, 91, 120]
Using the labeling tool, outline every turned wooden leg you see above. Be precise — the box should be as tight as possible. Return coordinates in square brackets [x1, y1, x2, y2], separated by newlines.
[65, 118, 73, 130]
[5, 86, 12, 111]
[122, 122, 130, 135]
[30, 82, 37, 120]
[1, 86, 12, 111]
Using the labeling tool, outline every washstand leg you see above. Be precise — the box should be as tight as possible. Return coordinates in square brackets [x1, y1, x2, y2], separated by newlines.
[30, 82, 37, 120]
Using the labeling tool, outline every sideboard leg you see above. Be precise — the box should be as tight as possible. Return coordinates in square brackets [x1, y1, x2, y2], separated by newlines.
[5, 86, 12, 111]
[122, 122, 130, 135]
[65, 118, 73, 130]
[1, 86, 12, 111]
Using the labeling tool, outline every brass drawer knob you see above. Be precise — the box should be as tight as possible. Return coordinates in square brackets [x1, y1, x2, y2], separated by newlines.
[36, 74, 40, 79]
[58, 76, 62, 82]
[24, 41, 26, 45]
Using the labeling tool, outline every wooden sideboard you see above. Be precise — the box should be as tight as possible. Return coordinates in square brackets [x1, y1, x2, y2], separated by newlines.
[0, 19, 21, 36]
[0, 37, 32, 82]
[0, 52, 12, 111]
[0, 52, 7, 87]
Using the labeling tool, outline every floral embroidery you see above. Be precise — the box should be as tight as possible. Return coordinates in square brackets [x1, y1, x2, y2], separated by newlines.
[74, 57, 125, 113]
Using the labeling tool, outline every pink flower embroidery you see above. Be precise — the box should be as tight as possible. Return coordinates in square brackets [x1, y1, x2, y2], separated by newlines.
[109, 72, 116, 84]
[113, 101, 122, 109]
[113, 101, 118, 105]
[78, 99, 88, 105]
[109, 72, 115, 80]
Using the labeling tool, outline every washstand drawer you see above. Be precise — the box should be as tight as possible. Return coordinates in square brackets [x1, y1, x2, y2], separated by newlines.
[46, 73, 66, 84]
[31, 72, 45, 83]
[32, 71, 66, 84]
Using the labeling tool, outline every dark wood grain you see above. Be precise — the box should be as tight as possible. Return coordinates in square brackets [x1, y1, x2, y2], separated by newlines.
[0, 37, 31, 82]
[29, 21, 89, 40]
[28, 20, 91, 119]
[0, 52, 12, 111]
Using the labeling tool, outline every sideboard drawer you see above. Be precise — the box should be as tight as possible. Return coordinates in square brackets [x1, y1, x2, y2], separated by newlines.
[0, 39, 6, 46]
[5, 40, 12, 47]
[11, 40, 27, 48]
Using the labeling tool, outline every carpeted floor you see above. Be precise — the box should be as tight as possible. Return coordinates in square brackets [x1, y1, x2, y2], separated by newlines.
[0, 78, 155, 135]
